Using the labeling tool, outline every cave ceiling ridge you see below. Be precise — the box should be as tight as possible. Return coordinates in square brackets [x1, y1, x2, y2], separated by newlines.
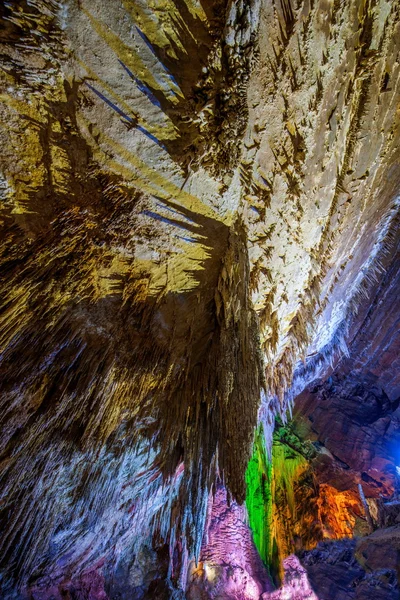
[0, 0, 399, 596]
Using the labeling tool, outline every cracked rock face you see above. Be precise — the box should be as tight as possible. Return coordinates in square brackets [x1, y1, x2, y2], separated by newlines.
[300, 535, 400, 600]
[0, 0, 399, 598]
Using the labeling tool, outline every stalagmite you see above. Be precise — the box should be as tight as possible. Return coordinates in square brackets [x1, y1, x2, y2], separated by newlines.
[357, 482, 374, 534]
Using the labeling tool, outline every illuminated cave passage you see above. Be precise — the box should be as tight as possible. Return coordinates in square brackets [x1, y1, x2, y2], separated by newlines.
[0, 0, 400, 599]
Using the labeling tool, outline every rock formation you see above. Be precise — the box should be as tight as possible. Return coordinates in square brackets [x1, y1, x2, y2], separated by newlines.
[0, 0, 399, 598]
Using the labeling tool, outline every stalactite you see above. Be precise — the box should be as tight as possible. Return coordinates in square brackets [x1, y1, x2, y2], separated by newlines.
[0, 0, 399, 596]
[245, 427, 273, 566]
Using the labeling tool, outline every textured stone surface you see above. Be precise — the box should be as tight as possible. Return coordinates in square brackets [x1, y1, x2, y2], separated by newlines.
[301, 535, 400, 600]
[245, 229, 400, 581]
[355, 525, 400, 574]
[186, 486, 273, 599]
[267, 555, 318, 600]
[0, 0, 400, 598]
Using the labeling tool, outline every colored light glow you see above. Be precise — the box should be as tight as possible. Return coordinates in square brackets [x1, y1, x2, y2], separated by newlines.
[245, 424, 308, 577]
[204, 563, 217, 582]
[245, 426, 273, 566]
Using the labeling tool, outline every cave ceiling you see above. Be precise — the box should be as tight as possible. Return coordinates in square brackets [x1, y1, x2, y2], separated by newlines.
[0, 0, 399, 598]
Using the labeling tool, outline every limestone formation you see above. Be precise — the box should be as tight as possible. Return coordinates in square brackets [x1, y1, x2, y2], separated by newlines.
[0, 1, 399, 598]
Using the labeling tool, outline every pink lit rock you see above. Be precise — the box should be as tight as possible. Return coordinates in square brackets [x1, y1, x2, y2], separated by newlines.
[266, 555, 319, 600]
[27, 568, 109, 600]
[186, 486, 273, 599]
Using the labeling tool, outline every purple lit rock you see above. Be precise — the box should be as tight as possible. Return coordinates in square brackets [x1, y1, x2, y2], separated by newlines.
[186, 486, 273, 599]
[267, 555, 318, 600]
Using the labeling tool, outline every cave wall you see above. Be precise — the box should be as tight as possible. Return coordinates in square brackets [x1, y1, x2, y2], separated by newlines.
[241, 209, 400, 596]
[0, 0, 399, 598]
